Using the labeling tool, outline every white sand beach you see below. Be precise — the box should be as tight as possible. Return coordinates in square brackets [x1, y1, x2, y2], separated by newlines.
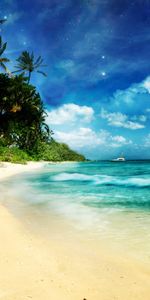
[0, 161, 47, 180]
[0, 162, 150, 300]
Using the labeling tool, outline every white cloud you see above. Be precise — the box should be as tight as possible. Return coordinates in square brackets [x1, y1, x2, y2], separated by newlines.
[55, 128, 105, 148]
[113, 88, 136, 106]
[55, 127, 132, 149]
[144, 134, 150, 147]
[110, 135, 132, 148]
[100, 108, 145, 130]
[57, 60, 75, 71]
[143, 77, 150, 93]
[46, 103, 94, 125]
[111, 135, 127, 143]
[138, 115, 147, 122]
[131, 115, 147, 122]
[110, 76, 150, 111]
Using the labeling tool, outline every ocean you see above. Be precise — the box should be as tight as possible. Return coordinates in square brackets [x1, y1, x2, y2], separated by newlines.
[1, 161, 150, 260]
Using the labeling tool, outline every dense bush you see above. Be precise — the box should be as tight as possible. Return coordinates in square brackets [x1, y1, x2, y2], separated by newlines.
[0, 141, 85, 163]
[0, 146, 32, 163]
[0, 74, 50, 151]
[34, 140, 85, 161]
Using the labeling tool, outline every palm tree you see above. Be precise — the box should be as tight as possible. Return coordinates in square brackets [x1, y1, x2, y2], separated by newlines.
[0, 73, 51, 149]
[14, 51, 47, 83]
[0, 36, 10, 73]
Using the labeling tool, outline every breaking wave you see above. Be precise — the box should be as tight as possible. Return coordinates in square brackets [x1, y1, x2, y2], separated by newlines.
[52, 172, 150, 187]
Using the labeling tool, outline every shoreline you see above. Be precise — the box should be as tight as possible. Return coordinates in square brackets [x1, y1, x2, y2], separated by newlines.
[0, 161, 79, 181]
[0, 162, 150, 299]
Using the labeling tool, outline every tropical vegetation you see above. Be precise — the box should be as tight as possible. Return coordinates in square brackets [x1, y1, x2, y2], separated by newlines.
[0, 21, 85, 163]
[14, 51, 47, 83]
[0, 36, 10, 73]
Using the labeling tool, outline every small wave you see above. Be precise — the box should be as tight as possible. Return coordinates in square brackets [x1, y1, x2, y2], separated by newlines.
[52, 173, 96, 181]
[123, 178, 150, 187]
[112, 178, 150, 187]
[52, 173, 150, 187]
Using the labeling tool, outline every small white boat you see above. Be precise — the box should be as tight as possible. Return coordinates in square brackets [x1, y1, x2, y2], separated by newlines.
[111, 154, 126, 162]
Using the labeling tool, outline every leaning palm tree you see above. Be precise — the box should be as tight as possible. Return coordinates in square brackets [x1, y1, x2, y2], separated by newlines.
[0, 36, 10, 73]
[14, 51, 47, 83]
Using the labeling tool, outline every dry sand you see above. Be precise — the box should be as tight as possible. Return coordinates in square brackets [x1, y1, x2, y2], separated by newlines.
[0, 162, 150, 300]
[0, 162, 47, 180]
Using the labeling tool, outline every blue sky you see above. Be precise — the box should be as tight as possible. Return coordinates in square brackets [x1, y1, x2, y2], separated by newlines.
[0, 0, 150, 159]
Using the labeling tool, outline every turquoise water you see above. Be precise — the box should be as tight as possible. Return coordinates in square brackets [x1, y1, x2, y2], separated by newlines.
[12, 161, 150, 208]
[2, 161, 150, 241]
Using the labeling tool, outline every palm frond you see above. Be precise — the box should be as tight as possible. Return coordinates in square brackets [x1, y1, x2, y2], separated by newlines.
[0, 62, 7, 71]
[0, 19, 7, 25]
[12, 70, 24, 74]
[0, 37, 9, 71]
[0, 57, 10, 62]
[0, 42, 7, 56]
[36, 70, 47, 77]
[14, 51, 47, 82]
[35, 56, 42, 65]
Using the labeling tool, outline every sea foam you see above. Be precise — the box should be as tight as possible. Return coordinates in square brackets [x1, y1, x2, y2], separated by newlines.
[52, 172, 150, 187]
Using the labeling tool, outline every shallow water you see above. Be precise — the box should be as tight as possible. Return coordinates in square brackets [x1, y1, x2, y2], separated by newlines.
[1, 161, 150, 260]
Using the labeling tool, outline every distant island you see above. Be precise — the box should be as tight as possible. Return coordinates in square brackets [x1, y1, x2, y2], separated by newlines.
[0, 20, 85, 163]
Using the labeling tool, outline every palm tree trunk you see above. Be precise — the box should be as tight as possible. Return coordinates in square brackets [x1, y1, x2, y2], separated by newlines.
[28, 71, 31, 83]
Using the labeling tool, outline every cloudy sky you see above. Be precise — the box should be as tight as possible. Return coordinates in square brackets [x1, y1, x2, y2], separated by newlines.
[1, 0, 150, 159]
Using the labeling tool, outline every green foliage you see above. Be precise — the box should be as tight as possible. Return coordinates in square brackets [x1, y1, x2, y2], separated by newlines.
[34, 140, 85, 161]
[0, 74, 50, 151]
[0, 141, 85, 163]
[0, 145, 32, 164]
[0, 36, 10, 73]
[14, 51, 47, 83]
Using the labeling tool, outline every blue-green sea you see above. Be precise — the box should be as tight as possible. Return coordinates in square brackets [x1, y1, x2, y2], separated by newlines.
[1, 161, 150, 254]
[8, 160, 150, 209]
